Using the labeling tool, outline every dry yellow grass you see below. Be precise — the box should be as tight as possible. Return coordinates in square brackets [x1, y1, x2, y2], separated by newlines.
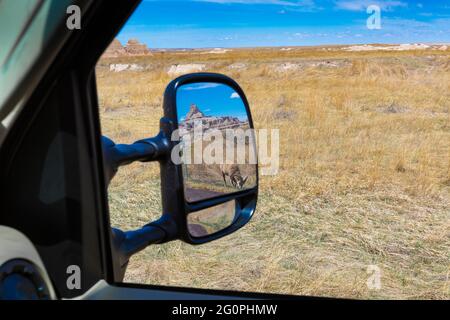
[96, 46, 450, 299]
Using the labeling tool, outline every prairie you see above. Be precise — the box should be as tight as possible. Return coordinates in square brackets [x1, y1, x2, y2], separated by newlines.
[96, 45, 450, 299]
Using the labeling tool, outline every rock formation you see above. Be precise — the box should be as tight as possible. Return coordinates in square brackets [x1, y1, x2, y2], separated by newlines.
[185, 104, 205, 120]
[102, 38, 126, 58]
[167, 64, 205, 76]
[125, 39, 151, 55]
[180, 105, 246, 133]
[102, 38, 151, 58]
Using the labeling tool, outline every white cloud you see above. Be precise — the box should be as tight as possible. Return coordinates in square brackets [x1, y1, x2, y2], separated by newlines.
[193, 0, 315, 7]
[294, 32, 311, 38]
[144, 0, 320, 12]
[335, 0, 407, 12]
[230, 92, 240, 99]
[181, 83, 221, 91]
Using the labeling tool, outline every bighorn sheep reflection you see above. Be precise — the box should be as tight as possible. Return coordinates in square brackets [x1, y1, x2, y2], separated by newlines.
[220, 164, 248, 189]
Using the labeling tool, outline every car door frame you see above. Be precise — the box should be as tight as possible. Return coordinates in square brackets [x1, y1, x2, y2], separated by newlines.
[1, 0, 308, 300]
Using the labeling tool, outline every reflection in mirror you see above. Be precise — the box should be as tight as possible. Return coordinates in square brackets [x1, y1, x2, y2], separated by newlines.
[177, 82, 257, 203]
[187, 200, 236, 237]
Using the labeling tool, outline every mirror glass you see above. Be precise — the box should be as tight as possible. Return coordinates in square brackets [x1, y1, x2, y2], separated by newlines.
[187, 200, 236, 237]
[176, 82, 257, 203]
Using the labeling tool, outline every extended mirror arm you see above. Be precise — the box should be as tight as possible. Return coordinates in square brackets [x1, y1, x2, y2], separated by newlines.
[111, 225, 166, 271]
[101, 131, 170, 185]
[110, 216, 178, 280]
[101, 133, 172, 280]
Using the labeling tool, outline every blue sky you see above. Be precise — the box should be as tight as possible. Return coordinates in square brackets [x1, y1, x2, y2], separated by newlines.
[177, 83, 248, 121]
[118, 0, 450, 48]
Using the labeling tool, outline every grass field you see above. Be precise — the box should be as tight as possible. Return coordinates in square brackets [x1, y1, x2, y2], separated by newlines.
[96, 45, 450, 299]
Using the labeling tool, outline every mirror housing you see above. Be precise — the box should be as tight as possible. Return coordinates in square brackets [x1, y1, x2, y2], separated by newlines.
[157, 73, 258, 244]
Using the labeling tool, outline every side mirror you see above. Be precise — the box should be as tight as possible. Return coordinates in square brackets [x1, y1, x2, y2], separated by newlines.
[160, 73, 258, 244]
[105, 73, 258, 277]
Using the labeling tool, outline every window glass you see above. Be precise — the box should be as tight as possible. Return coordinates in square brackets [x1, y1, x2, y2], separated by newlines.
[96, 1, 450, 299]
[0, 0, 39, 66]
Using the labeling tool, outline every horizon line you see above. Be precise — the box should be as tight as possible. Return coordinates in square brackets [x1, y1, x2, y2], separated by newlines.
[114, 39, 450, 51]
